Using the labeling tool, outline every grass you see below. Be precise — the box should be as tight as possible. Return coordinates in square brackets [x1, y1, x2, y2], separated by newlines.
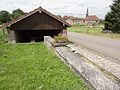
[0, 28, 8, 34]
[68, 25, 120, 39]
[0, 29, 4, 37]
[68, 25, 103, 35]
[0, 42, 88, 90]
[0, 29, 7, 39]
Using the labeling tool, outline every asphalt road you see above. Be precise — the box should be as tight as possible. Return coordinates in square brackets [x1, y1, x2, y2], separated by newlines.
[68, 32, 120, 64]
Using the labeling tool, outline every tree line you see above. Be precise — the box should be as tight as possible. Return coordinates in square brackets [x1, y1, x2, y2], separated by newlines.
[0, 9, 25, 24]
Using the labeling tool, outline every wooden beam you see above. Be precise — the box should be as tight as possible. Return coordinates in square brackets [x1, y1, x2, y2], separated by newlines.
[3, 28, 5, 37]
[39, 10, 42, 13]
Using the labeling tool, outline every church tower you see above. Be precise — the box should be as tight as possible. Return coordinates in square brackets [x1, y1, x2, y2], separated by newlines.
[86, 8, 89, 17]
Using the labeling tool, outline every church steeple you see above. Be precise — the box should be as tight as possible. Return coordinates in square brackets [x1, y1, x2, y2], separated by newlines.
[86, 8, 89, 17]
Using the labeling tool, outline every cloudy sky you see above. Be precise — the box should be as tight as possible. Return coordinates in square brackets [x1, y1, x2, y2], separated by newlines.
[0, 0, 113, 19]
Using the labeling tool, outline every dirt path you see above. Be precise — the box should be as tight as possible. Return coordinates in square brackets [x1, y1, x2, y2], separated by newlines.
[68, 32, 120, 64]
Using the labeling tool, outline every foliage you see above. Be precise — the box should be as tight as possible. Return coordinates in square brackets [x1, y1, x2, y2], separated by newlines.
[0, 29, 8, 42]
[0, 43, 88, 90]
[0, 35, 4, 43]
[53, 34, 68, 43]
[12, 9, 25, 19]
[0, 30, 5, 43]
[104, 0, 120, 33]
[0, 11, 11, 23]
[0, 8, 25, 24]
[0, 22, 2, 25]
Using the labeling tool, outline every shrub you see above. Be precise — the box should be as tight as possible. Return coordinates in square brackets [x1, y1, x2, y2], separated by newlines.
[53, 34, 68, 43]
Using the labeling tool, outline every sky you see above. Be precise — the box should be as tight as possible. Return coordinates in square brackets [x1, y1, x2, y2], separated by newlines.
[0, 0, 113, 19]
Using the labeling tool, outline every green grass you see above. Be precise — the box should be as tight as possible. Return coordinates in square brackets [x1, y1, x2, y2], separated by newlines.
[68, 25, 103, 35]
[0, 30, 3, 36]
[0, 28, 8, 35]
[0, 43, 88, 90]
[68, 25, 120, 39]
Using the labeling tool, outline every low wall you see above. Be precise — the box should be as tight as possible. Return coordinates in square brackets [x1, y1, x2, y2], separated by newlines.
[67, 44, 120, 81]
[56, 47, 120, 90]
[44, 37, 120, 90]
[44, 36, 54, 49]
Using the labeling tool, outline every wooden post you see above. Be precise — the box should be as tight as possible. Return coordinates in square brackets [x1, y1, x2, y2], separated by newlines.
[62, 29, 67, 36]
[3, 28, 5, 37]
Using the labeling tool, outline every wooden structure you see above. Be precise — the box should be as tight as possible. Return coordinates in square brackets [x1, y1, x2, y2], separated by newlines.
[0, 7, 70, 43]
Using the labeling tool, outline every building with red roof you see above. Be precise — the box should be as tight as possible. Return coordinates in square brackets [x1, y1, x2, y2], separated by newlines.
[64, 8, 101, 26]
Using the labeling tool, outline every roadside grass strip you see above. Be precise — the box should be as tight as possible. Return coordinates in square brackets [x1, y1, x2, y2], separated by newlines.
[0, 43, 88, 90]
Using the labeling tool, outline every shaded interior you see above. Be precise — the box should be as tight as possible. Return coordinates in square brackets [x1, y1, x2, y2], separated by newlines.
[14, 30, 62, 43]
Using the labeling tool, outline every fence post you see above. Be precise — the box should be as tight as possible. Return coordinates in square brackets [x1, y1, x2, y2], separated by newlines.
[3, 28, 5, 37]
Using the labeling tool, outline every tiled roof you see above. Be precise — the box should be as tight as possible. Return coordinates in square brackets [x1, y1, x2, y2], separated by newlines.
[85, 15, 100, 21]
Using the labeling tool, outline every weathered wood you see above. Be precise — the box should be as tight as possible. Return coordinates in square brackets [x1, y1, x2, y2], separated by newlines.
[8, 30, 16, 43]
[4, 7, 69, 43]
[2, 29, 5, 37]
[10, 12, 67, 30]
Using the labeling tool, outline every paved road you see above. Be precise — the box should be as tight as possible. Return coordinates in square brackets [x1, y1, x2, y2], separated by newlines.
[68, 32, 120, 64]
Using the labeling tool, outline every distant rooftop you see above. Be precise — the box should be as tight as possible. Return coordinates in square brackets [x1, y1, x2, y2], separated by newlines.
[86, 15, 100, 20]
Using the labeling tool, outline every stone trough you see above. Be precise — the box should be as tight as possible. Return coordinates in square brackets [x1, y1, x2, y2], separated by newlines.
[44, 36, 120, 90]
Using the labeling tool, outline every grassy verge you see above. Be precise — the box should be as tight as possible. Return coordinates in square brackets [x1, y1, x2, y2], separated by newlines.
[68, 25, 120, 39]
[0, 43, 88, 90]
[0, 29, 8, 42]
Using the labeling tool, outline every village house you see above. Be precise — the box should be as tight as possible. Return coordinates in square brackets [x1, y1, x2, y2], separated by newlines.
[64, 16, 101, 26]
[84, 15, 101, 25]
[65, 17, 86, 25]
[64, 8, 101, 26]
[0, 7, 70, 43]
[84, 8, 101, 25]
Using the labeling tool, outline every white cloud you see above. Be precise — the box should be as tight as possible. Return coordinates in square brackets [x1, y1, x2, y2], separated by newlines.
[0, 0, 113, 18]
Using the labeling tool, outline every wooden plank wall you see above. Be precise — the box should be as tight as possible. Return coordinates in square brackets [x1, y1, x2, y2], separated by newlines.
[10, 12, 66, 30]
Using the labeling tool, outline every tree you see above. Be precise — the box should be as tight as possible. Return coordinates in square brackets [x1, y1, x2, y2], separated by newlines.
[0, 11, 11, 24]
[12, 9, 25, 19]
[104, 0, 120, 33]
